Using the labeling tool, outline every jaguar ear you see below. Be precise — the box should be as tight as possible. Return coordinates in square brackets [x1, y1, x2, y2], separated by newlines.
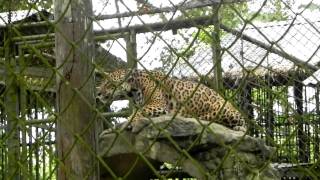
[102, 72, 113, 81]
[122, 82, 132, 91]
[103, 72, 110, 77]
[126, 68, 137, 82]
[127, 77, 134, 83]
[131, 68, 138, 73]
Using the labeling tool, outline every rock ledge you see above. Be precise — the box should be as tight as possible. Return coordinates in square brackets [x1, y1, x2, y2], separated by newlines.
[99, 115, 279, 180]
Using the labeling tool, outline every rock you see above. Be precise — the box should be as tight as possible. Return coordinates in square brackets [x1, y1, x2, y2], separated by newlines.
[99, 115, 280, 180]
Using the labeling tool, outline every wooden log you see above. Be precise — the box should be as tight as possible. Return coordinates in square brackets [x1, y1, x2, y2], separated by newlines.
[94, 15, 218, 36]
[125, 30, 137, 68]
[54, 0, 98, 179]
[95, 0, 250, 20]
[211, 5, 223, 92]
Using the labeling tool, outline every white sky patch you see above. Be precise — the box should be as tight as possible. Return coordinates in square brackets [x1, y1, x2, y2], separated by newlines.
[110, 100, 129, 111]
[110, 100, 129, 123]
[101, 38, 127, 62]
[304, 69, 320, 85]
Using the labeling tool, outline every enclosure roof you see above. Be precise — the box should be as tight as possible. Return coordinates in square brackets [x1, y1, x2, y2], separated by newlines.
[0, 10, 52, 27]
[180, 17, 320, 84]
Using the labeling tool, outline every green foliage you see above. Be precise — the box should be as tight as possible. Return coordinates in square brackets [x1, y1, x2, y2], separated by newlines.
[195, 0, 294, 44]
[298, 2, 320, 12]
[221, 3, 249, 29]
[0, 0, 52, 12]
[252, 0, 292, 22]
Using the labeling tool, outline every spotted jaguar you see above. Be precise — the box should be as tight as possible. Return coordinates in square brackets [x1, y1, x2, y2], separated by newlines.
[97, 69, 246, 131]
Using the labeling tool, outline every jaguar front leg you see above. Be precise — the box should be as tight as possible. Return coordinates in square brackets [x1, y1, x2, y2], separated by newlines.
[117, 109, 150, 133]
[117, 108, 143, 132]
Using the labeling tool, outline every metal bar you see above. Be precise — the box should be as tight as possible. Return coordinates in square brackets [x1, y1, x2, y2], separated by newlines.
[265, 75, 274, 146]
[27, 91, 34, 179]
[315, 86, 320, 161]
[0, 100, 6, 179]
[34, 99, 40, 180]
[294, 81, 309, 163]
[41, 109, 46, 179]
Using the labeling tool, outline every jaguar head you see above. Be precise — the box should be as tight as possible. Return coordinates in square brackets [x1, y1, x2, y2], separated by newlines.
[96, 69, 133, 104]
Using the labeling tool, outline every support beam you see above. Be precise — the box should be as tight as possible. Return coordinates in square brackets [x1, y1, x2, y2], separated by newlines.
[4, 25, 21, 180]
[211, 5, 223, 92]
[126, 30, 137, 68]
[95, 15, 218, 36]
[265, 75, 274, 146]
[0, 66, 54, 78]
[55, 0, 98, 179]
[95, 0, 250, 20]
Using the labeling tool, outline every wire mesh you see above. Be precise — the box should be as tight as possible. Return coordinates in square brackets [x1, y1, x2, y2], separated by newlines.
[0, 0, 320, 179]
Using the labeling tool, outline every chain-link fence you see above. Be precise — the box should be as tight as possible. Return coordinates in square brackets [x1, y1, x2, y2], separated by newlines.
[0, 0, 320, 179]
